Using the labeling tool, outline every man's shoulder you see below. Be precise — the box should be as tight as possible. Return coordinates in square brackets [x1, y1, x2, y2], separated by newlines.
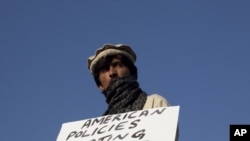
[143, 94, 170, 109]
[147, 94, 166, 100]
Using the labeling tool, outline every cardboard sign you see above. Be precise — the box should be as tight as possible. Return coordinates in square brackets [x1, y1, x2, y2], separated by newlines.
[57, 106, 179, 141]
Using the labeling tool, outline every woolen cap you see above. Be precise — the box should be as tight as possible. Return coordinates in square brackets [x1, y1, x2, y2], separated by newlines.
[88, 44, 137, 73]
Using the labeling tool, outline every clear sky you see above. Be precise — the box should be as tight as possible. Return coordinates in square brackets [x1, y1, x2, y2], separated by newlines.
[1, 0, 249, 141]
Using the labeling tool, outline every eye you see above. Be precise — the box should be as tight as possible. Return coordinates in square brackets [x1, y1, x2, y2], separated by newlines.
[100, 66, 109, 72]
[117, 62, 124, 67]
[113, 62, 124, 67]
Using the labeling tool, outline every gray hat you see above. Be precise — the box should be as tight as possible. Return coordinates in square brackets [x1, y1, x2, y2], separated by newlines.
[88, 44, 136, 73]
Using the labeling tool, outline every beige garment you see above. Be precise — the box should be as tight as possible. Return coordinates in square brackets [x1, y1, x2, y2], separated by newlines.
[143, 94, 170, 109]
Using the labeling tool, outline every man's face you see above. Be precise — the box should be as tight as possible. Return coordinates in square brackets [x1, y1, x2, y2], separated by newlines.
[98, 58, 130, 91]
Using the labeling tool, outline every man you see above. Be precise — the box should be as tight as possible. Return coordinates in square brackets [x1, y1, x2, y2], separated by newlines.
[87, 44, 170, 115]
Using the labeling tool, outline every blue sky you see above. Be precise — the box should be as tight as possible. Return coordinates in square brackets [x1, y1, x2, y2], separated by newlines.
[1, 0, 249, 141]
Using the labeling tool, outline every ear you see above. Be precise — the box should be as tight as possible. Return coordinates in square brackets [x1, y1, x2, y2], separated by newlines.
[98, 85, 105, 91]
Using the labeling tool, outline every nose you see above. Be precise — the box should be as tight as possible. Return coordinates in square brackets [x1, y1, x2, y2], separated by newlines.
[109, 66, 117, 78]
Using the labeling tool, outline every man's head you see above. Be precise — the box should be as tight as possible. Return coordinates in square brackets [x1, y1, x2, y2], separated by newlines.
[88, 44, 138, 91]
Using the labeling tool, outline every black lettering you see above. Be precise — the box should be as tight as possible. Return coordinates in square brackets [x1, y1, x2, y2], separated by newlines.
[92, 117, 105, 126]
[66, 131, 76, 140]
[91, 127, 99, 136]
[81, 130, 90, 137]
[81, 119, 92, 129]
[113, 133, 129, 140]
[108, 124, 115, 131]
[122, 113, 128, 119]
[151, 107, 166, 115]
[75, 131, 83, 138]
[98, 134, 112, 141]
[97, 125, 108, 134]
[112, 114, 121, 122]
[129, 119, 141, 129]
[103, 115, 112, 124]
[139, 110, 148, 117]
[128, 111, 137, 118]
[131, 129, 146, 140]
[115, 121, 128, 130]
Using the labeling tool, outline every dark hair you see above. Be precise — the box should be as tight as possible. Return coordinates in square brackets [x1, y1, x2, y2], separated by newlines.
[92, 54, 137, 86]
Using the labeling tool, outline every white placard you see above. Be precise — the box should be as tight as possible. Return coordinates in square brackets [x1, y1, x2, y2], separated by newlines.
[57, 106, 179, 141]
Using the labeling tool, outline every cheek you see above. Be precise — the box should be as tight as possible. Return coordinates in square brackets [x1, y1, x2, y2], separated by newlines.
[99, 72, 111, 87]
[118, 68, 130, 77]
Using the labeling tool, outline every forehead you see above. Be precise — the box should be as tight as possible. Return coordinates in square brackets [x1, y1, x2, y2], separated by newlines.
[99, 57, 123, 69]
[93, 55, 123, 72]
